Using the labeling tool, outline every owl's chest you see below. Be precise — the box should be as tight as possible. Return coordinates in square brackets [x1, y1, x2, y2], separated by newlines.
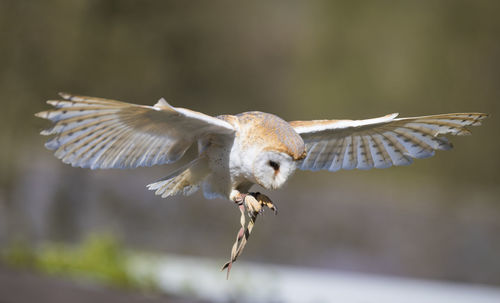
[205, 135, 259, 185]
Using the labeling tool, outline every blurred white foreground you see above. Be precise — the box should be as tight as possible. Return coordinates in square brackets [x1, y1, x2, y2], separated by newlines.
[129, 254, 500, 303]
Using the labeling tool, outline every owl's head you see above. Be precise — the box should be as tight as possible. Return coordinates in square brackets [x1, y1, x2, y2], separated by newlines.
[253, 151, 297, 190]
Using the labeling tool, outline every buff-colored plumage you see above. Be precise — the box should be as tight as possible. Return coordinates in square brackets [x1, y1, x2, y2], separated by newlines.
[35, 93, 488, 276]
[232, 112, 306, 160]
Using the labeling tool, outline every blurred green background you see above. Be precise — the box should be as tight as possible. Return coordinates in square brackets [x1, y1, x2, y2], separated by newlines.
[1, 0, 499, 295]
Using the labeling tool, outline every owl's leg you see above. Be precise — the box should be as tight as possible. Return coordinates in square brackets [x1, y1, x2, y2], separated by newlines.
[229, 190, 256, 211]
[230, 190, 277, 214]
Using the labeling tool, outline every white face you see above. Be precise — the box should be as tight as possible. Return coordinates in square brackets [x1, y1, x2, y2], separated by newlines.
[253, 151, 297, 190]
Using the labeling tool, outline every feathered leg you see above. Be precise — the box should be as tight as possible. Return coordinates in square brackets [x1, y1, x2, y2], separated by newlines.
[147, 156, 209, 198]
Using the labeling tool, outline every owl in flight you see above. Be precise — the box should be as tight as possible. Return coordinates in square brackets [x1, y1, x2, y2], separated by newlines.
[36, 93, 487, 275]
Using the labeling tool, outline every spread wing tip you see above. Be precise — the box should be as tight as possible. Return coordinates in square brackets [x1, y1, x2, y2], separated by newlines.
[34, 110, 48, 119]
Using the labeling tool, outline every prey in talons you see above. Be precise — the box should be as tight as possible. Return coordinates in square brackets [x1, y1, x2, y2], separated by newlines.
[233, 191, 277, 215]
[222, 191, 277, 278]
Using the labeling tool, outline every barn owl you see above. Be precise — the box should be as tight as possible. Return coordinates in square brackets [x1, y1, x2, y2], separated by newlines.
[35, 93, 487, 274]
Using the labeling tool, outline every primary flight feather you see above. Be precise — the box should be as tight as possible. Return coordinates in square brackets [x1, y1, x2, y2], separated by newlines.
[36, 93, 488, 275]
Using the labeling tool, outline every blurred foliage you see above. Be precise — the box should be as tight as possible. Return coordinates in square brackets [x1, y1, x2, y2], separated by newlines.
[1, 233, 158, 291]
[1, 238, 37, 269]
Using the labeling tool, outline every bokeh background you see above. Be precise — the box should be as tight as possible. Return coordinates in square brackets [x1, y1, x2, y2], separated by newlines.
[1, 0, 499, 301]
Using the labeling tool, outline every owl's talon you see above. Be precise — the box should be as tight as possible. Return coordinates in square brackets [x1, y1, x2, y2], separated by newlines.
[253, 193, 277, 215]
[270, 204, 278, 215]
[244, 194, 262, 214]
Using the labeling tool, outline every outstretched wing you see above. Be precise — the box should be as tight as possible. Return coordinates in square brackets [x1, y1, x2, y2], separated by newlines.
[35, 93, 235, 169]
[289, 113, 487, 171]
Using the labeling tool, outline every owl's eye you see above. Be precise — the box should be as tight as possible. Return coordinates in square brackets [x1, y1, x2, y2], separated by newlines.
[268, 160, 280, 171]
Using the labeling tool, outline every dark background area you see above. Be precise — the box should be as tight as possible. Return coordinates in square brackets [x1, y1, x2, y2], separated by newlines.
[1, 0, 499, 291]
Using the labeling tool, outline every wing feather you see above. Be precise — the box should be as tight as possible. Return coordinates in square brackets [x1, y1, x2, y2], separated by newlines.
[371, 134, 393, 168]
[359, 135, 374, 169]
[322, 139, 341, 170]
[380, 131, 413, 165]
[290, 112, 487, 172]
[343, 135, 357, 170]
[312, 142, 330, 170]
[340, 136, 352, 170]
[36, 93, 235, 169]
[327, 137, 345, 171]
[332, 137, 347, 171]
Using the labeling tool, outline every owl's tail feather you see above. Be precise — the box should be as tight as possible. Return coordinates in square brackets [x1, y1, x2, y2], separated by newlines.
[147, 156, 210, 198]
